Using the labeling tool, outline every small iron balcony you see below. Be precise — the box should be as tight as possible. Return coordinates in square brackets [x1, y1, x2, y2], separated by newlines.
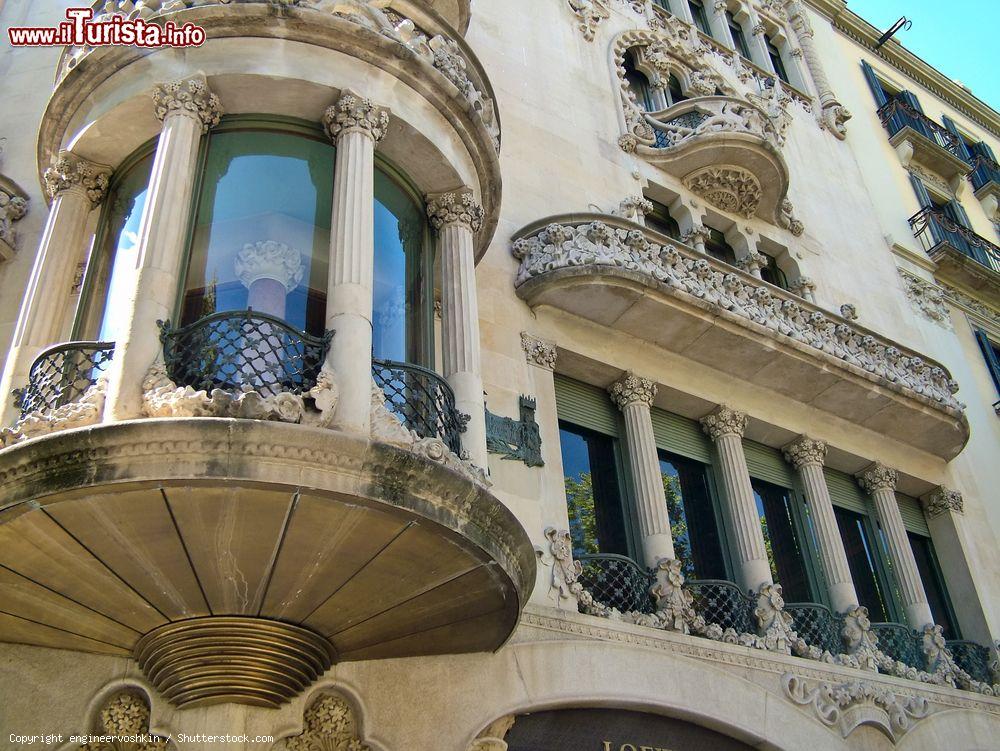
[909, 207, 1000, 275]
[371, 359, 467, 454]
[13, 341, 114, 419]
[877, 99, 968, 162]
[969, 152, 1000, 193]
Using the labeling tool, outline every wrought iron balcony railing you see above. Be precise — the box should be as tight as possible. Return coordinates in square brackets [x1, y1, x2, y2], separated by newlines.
[909, 206, 1000, 274]
[686, 578, 755, 633]
[870, 622, 924, 671]
[158, 310, 333, 398]
[946, 640, 993, 684]
[13, 341, 115, 419]
[969, 152, 1000, 193]
[785, 602, 843, 656]
[576, 553, 655, 614]
[877, 99, 967, 162]
[371, 359, 467, 455]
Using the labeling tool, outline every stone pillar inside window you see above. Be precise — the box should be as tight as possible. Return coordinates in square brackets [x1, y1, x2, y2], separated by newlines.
[700, 405, 773, 592]
[667, 0, 695, 25]
[741, 9, 772, 72]
[731, 226, 764, 279]
[322, 89, 390, 436]
[674, 199, 708, 253]
[783, 436, 860, 613]
[0, 151, 110, 426]
[104, 74, 222, 421]
[609, 372, 676, 568]
[857, 462, 934, 628]
[429, 188, 488, 469]
[706, 0, 735, 50]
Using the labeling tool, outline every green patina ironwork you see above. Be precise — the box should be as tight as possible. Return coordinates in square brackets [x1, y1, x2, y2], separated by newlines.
[485, 395, 543, 467]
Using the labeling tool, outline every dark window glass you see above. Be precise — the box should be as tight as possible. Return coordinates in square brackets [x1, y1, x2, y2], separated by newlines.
[560, 422, 629, 558]
[704, 227, 736, 265]
[688, 0, 710, 35]
[645, 199, 680, 240]
[667, 75, 687, 107]
[909, 532, 959, 639]
[659, 452, 727, 580]
[726, 11, 751, 59]
[652, 0, 671, 11]
[759, 253, 788, 289]
[624, 58, 654, 112]
[765, 34, 789, 82]
[752, 479, 813, 602]
[835, 507, 891, 621]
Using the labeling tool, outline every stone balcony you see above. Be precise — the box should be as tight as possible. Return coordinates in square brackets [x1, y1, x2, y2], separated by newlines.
[910, 207, 1000, 306]
[511, 213, 969, 459]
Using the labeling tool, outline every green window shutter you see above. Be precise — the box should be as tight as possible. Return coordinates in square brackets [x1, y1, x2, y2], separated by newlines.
[742, 440, 797, 488]
[649, 408, 712, 463]
[553, 375, 619, 436]
[897, 493, 930, 536]
[824, 468, 868, 514]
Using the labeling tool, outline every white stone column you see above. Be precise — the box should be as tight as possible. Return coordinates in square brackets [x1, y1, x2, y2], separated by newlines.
[706, 0, 733, 47]
[104, 75, 222, 420]
[322, 90, 389, 435]
[783, 436, 859, 613]
[609, 372, 675, 568]
[429, 189, 488, 468]
[857, 462, 934, 628]
[785, 0, 851, 139]
[0, 152, 110, 426]
[701, 405, 772, 592]
[235, 240, 303, 320]
[744, 13, 772, 71]
[666, 0, 694, 23]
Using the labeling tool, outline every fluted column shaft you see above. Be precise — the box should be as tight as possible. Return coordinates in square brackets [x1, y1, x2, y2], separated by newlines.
[701, 406, 772, 592]
[610, 374, 674, 567]
[431, 189, 487, 468]
[784, 437, 858, 613]
[322, 91, 389, 435]
[0, 152, 109, 425]
[859, 463, 934, 627]
[743, 10, 772, 71]
[104, 76, 222, 420]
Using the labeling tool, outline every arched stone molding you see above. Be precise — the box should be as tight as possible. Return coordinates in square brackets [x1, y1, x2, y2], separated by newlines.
[271, 684, 389, 751]
[886, 704, 1000, 749]
[56, 679, 175, 751]
[39, 5, 500, 259]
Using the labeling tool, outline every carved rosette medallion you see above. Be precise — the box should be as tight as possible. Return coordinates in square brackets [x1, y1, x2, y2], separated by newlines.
[80, 691, 168, 751]
[920, 486, 964, 519]
[43, 151, 111, 207]
[608, 372, 656, 409]
[284, 693, 370, 751]
[683, 166, 762, 219]
[700, 405, 748, 440]
[520, 333, 557, 370]
[426, 188, 484, 233]
[152, 76, 223, 134]
[857, 462, 897, 494]
[235, 240, 304, 292]
[323, 89, 390, 144]
[783, 436, 827, 468]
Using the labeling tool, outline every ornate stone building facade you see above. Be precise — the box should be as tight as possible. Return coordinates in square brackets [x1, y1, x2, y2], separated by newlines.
[0, 0, 999, 749]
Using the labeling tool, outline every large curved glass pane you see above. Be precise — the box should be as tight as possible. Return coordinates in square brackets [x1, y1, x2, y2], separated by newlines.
[182, 128, 334, 336]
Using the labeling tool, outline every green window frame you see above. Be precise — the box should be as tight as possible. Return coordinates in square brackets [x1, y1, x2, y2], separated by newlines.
[907, 530, 960, 639]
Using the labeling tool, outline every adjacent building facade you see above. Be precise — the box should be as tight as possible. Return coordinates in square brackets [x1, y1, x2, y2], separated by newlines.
[0, 0, 999, 748]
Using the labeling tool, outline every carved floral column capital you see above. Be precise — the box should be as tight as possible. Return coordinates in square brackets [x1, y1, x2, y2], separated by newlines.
[235, 239, 304, 292]
[857, 461, 898, 494]
[736, 250, 766, 277]
[920, 486, 964, 519]
[700, 404, 748, 440]
[286, 693, 370, 751]
[80, 691, 167, 751]
[323, 88, 390, 144]
[782, 436, 827, 468]
[608, 372, 656, 410]
[521, 332, 557, 370]
[42, 151, 111, 207]
[426, 188, 484, 233]
[152, 75, 223, 133]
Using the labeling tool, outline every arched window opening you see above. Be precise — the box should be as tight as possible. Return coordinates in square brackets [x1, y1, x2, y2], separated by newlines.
[667, 74, 688, 107]
[624, 53, 655, 112]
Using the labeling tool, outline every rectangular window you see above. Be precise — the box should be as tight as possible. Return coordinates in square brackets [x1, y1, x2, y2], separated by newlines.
[704, 227, 736, 265]
[688, 0, 711, 36]
[908, 532, 960, 639]
[645, 199, 681, 240]
[560, 421, 630, 559]
[974, 329, 1000, 397]
[752, 479, 814, 602]
[835, 506, 893, 622]
[759, 253, 788, 289]
[765, 34, 789, 83]
[726, 11, 751, 59]
[658, 451, 727, 580]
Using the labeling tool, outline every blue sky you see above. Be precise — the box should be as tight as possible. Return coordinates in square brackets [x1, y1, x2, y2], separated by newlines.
[849, 1, 999, 111]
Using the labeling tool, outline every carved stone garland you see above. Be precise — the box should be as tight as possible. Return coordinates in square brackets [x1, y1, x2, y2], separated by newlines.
[284, 693, 370, 751]
[567, 0, 611, 42]
[0, 376, 109, 448]
[900, 270, 954, 330]
[80, 691, 168, 751]
[684, 166, 763, 219]
[511, 220, 963, 412]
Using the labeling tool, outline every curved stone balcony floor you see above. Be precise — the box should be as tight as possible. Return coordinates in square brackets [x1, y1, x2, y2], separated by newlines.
[0, 419, 534, 697]
[512, 214, 969, 460]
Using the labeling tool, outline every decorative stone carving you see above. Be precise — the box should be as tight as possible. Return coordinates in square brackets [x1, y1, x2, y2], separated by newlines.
[152, 76, 222, 133]
[683, 166, 763, 218]
[0, 377, 108, 448]
[80, 691, 168, 751]
[938, 281, 999, 328]
[320, 0, 399, 34]
[857, 462, 897, 494]
[0, 183, 27, 257]
[235, 240, 304, 292]
[639, 98, 784, 153]
[920, 486, 964, 519]
[511, 220, 965, 412]
[469, 716, 515, 751]
[614, 196, 654, 223]
[567, 0, 611, 42]
[520, 332, 557, 370]
[649, 558, 699, 634]
[755, 583, 800, 655]
[736, 249, 765, 277]
[43, 151, 111, 207]
[840, 304, 858, 321]
[750, 22, 766, 36]
[700, 404, 748, 439]
[608, 372, 656, 409]
[778, 198, 805, 236]
[782, 673, 932, 742]
[536, 527, 583, 606]
[788, 275, 816, 302]
[841, 606, 881, 672]
[783, 436, 826, 468]
[323, 89, 390, 143]
[900, 270, 953, 329]
[427, 189, 484, 233]
[284, 693, 370, 751]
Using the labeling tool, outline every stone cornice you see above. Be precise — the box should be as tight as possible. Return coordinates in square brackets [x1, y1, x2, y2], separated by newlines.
[608, 372, 656, 410]
[805, 0, 1000, 138]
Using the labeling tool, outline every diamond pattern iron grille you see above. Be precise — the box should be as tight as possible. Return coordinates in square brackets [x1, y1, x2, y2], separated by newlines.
[872, 622, 924, 670]
[687, 579, 754, 633]
[576, 554, 655, 614]
[946, 640, 992, 684]
[14, 341, 115, 418]
[786, 603, 843, 655]
[158, 310, 332, 398]
[371, 358, 467, 455]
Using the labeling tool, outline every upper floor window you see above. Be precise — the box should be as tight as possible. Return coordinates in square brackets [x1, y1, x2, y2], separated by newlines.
[908, 530, 959, 639]
[834, 505, 895, 622]
[667, 74, 688, 108]
[688, 0, 711, 36]
[758, 252, 788, 289]
[624, 54, 655, 112]
[659, 450, 727, 580]
[974, 329, 1000, 399]
[645, 199, 681, 240]
[704, 227, 736, 265]
[752, 478, 816, 603]
[726, 11, 751, 60]
[764, 34, 789, 83]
